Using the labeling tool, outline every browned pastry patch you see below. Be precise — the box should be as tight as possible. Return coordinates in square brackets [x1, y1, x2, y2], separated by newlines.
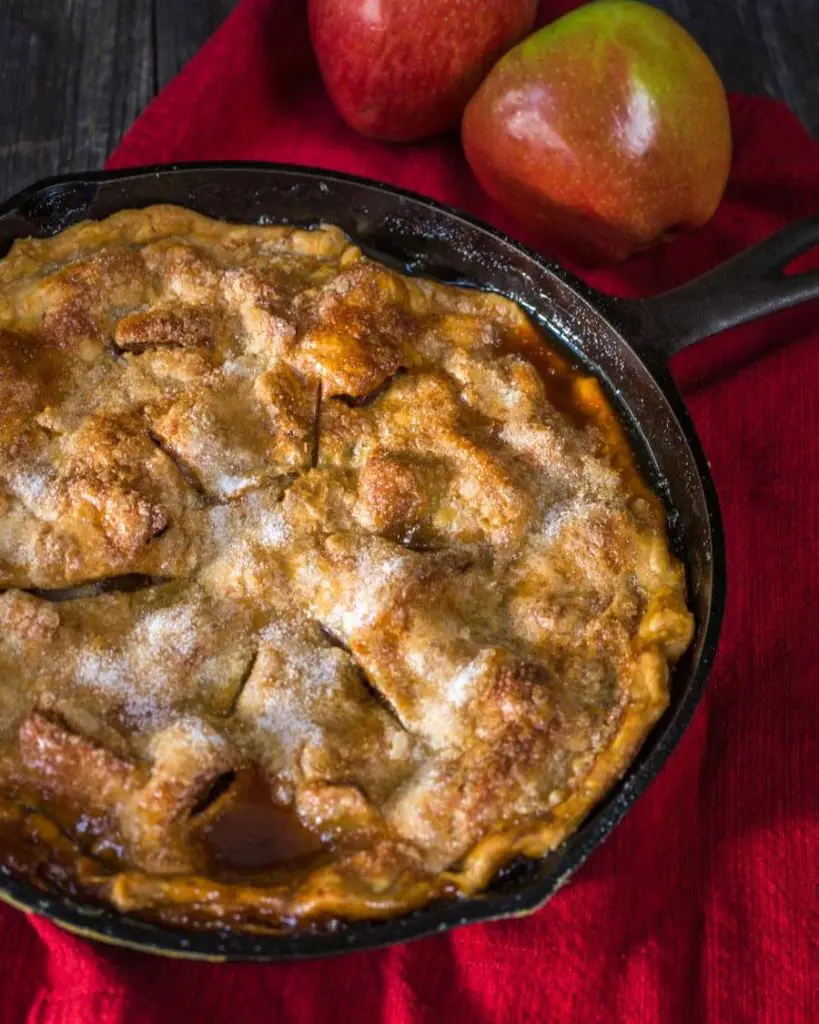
[0, 206, 693, 932]
[114, 305, 220, 352]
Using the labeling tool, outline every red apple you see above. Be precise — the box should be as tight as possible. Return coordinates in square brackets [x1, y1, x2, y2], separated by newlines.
[308, 0, 537, 142]
[462, 0, 732, 264]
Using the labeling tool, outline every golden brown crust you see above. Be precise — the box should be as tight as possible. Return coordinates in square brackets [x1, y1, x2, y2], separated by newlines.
[0, 205, 693, 932]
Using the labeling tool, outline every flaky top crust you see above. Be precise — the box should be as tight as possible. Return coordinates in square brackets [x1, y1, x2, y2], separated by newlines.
[0, 206, 693, 931]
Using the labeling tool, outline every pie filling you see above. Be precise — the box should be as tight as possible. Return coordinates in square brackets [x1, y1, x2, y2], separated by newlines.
[0, 206, 693, 932]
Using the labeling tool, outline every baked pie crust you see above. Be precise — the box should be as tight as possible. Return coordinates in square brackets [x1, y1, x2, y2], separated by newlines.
[0, 206, 693, 932]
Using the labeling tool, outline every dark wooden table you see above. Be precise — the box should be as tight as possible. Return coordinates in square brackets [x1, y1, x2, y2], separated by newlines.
[0, 1, 816, 202]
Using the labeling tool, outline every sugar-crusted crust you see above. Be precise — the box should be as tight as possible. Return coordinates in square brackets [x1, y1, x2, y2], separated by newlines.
[0, 206, 693, 931]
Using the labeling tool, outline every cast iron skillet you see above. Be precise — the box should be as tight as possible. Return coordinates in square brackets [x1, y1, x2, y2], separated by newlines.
[1, 165, 818, 961]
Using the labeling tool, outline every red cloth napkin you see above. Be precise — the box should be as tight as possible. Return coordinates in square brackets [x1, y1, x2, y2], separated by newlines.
[3, 2, 817, 1021]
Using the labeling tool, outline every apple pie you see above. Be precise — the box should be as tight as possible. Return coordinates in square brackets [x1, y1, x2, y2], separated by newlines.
[0, 206, 693, 931]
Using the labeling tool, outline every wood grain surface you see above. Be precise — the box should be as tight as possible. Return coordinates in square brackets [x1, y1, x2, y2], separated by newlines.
[0, 0, 816, 202]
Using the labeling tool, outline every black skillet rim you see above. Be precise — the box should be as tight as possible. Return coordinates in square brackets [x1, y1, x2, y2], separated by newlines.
[0, 164, 726, 960]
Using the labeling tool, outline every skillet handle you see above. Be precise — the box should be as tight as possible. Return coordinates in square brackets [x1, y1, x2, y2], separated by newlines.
[608, 217, 819, 361]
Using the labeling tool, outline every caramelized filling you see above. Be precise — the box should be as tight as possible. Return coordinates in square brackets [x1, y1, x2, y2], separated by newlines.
[199, 770, 327, 875]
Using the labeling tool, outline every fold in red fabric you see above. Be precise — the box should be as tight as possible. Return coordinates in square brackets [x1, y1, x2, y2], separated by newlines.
[3, 2, 817, 1021]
